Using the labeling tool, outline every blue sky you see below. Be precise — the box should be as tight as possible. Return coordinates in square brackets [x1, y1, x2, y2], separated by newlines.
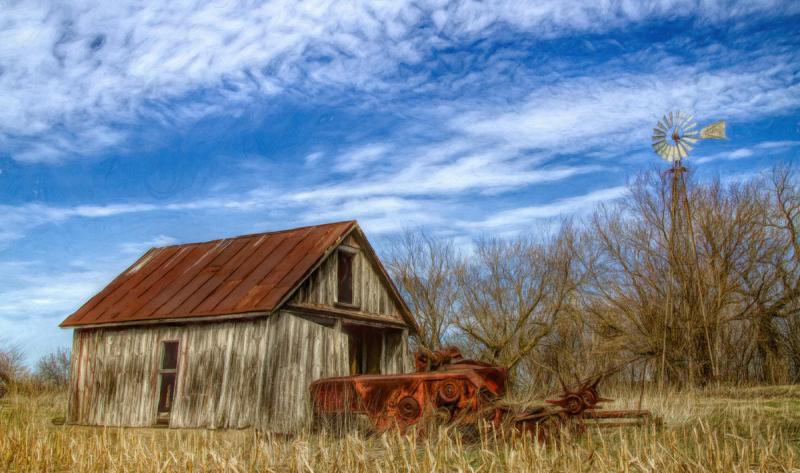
[1, 1, 799, 365]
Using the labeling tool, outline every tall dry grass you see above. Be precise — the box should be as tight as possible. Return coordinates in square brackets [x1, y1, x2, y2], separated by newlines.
[1, 386, 798, 472]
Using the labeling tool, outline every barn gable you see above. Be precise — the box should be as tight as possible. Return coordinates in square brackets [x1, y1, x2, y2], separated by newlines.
[285, 229, 414, 329]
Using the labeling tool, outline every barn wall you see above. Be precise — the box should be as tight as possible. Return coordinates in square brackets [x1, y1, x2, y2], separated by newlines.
[289, 234, 403, 323]
[67, 313, 348, 431]
[384, 330, 405, 374]
[260, 311, 348, 432]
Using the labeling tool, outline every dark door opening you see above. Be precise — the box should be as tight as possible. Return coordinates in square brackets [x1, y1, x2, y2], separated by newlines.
[346, 327, 383, 375]
[156, 340, 179, 425]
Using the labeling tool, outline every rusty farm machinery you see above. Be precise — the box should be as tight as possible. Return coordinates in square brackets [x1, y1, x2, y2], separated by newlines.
[310, 347, 658, 440]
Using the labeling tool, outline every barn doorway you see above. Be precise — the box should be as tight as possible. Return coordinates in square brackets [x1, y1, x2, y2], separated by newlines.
[346, 326, 383, 375]
[156, 340, 179, 425]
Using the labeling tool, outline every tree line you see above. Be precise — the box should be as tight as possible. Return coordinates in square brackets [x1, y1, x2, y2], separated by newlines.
[0, 345, 69, 394]
[388, 165, 800, 390]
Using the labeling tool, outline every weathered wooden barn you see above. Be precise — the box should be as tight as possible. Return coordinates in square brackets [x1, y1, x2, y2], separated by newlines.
[60, 221, 418, 431]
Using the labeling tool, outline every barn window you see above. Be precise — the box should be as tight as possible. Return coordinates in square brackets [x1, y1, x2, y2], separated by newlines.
[157, 340, 179, 420]
[161, 341, 179, 370]
[337, 249, 355, 305]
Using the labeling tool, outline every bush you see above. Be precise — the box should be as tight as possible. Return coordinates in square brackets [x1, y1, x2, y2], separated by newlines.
[0, 345, 27, 382]
[35, 348, 70, 388]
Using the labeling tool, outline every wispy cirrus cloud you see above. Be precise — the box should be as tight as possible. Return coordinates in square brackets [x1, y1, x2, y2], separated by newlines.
[3, 44, 797, 244]
[0, 259, 114, 362]
[335, 144, 391, 173]
[466, 186, 629, 232]
[2, 0, 798, 162]
[450, 60, 800, 161]
[294, 196, 443, 235]
[0, 261, 108, 319]
[695, 140, 800, 164]
[118, 235, 178, 255]
[0, 196, 270, 247]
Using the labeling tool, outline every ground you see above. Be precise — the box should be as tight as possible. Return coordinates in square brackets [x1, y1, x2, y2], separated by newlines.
[0, 386, 798, 472]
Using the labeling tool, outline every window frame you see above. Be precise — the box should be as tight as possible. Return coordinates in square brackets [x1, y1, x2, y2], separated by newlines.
[160, 340, 180, 372]
[335, 247, 358, 308]
[156, 340, 180, 416]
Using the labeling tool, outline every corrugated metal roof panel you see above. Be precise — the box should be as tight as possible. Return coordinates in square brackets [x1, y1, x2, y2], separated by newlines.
[60, 221, 356, 327]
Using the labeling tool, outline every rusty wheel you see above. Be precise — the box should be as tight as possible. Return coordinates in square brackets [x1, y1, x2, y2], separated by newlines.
[397, 396, 421, 421]
[438, 380, 461, 404]
[564, 394, 585, 415]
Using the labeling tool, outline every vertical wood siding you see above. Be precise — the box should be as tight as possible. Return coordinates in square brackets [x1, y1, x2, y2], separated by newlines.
[67, 313, 348, 432]
[383, 330, 404, 374]
[259, 311, 348, 432]
[289, 236, 402, 321]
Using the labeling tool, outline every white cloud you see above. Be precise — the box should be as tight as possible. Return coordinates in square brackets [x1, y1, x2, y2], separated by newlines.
[304, 151, 324, 166]
[470, 186, 629, 230]
[0, 190, 290, 247]
[2, 1, 797, 162]
[0, 265, 104, 318]
[439, 1, 798, 37]
[335, 144, 390, 172]
[0, 259, 119, 364]
[0, 202, 160, 247]
[450, 63, 800, 161]
[119, 235, 177, 254]
[296, 196, 443, 234]
[3, 42, 796, 244]
[695, 140, 800, 164]
[291, 137, 603, 202]
[280, 47, 800, 215]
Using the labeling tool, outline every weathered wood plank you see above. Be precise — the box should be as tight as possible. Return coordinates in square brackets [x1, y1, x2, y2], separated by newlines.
[67, 312, 352, 432]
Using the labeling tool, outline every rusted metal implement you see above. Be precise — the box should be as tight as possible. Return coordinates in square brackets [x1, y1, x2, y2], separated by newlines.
[310, 347, 657, 439]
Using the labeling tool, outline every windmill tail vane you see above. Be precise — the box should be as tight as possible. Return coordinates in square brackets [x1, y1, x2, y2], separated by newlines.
[699, 120, 727, 140]
[652, 111, 727, 162]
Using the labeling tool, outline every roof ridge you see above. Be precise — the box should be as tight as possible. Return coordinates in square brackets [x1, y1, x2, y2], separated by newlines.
[150, 220, 357, 250]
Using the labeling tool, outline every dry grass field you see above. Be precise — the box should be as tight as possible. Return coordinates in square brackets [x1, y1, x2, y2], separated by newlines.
[1, 386, 798, 472]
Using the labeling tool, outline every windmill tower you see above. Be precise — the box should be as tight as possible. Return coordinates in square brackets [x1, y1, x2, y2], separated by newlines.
[651, 112, 727, 387]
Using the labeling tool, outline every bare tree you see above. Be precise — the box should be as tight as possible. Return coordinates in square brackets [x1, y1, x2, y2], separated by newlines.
[763, 164, 800, 382]
[35, 348, 70, 388]
[388, 229, 462, 350]
[0, 344, 28, 382]
[585, 167, 800, 387]
[456, 223, 582, 374]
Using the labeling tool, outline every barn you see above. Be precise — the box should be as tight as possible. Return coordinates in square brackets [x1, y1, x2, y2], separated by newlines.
[59, 221, 418, 432]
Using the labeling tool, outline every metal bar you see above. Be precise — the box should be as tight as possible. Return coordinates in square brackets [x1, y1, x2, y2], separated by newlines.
[583, 410, 653, 419]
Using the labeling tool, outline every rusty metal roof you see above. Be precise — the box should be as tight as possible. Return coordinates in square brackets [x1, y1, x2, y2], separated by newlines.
[60, 221, 361, 327]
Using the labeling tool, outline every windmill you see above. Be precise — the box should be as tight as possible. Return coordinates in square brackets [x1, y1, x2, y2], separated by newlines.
[652, 112, 727, 164]
[651, 111, 727, 387]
